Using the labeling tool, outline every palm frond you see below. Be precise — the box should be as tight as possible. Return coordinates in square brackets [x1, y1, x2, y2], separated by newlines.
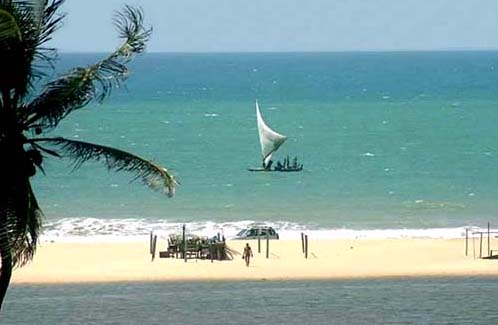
[0, 1, 35, 102]
[32, 0, 65, 68]
[33, 137, 177, 197]
[0, 8, 22, 40]
[10, 180, 42, 267]
[24, 5, 151, 130]
[0, 179, 42, 268]
[0, 1, 64, 46]
[0, 0, 64, 107]
[21, 0, 47, 25]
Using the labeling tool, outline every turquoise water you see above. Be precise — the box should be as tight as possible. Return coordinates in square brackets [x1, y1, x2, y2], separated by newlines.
[4, 278, 498, 324]
[31, 52, 498, 238]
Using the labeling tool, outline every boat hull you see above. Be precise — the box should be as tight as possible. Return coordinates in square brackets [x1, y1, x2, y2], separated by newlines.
[247, 168, 270, 172]
[247, 167, 303, 172]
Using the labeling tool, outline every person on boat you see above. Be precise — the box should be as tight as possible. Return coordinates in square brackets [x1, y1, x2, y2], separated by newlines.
[243, 243, 253, 267]
[276, 161, 283, 171]
[292, 156, 298, 169]
[262, 159, 273, 170]
[266, 159, 274, 170]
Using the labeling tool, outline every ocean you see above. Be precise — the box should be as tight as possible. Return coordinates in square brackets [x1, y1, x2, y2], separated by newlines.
[31, 51, 498, 241]
[4, 277, 498, 324]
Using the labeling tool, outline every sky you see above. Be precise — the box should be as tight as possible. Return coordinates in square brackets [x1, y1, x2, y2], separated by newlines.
[51, 0, 498, 52]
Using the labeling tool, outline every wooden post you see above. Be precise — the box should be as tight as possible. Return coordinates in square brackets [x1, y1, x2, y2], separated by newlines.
[183, 224, 187, 262]
[266, 232, 270, 259]
[472, 233, 476, 259]
[465, 228, 468, 256]
[305, 235, 308, 259]
[151, 235, 157, 261]
[479, 232, 483, 258]
[149, 231, 153, 255]
[257, 228, 261, 253]
[488, 222, 491, 257]
[301, 232, 305, 253]
[210, 243, 213, 263]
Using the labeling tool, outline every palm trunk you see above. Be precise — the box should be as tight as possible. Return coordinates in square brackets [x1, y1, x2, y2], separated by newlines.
[0, 239, 12, 311]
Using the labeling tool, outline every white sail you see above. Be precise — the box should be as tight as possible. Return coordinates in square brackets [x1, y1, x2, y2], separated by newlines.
[256, 101, 287, 166]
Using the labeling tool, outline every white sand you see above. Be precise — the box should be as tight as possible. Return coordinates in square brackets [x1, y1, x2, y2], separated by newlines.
[12, 238, 498, 284]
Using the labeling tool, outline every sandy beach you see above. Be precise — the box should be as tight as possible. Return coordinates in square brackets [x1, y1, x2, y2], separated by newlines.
[11, 238, 498, 284]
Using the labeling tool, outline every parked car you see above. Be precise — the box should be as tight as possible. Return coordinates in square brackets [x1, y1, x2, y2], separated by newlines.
[233, 226, 279, 240]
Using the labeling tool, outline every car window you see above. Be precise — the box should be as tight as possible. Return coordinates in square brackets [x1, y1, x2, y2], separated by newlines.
[269, 229, 275, 235]
[260, 229, 267, 236]
[236, 230, 246, 236]
[248, 229, 258, 236]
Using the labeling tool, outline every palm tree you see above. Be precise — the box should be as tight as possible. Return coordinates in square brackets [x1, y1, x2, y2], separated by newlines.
[0, 0, 176, 309]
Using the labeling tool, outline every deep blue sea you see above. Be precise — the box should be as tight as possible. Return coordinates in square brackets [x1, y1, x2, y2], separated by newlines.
[4, 278, 498, 324]
[30, 51, 498, 240]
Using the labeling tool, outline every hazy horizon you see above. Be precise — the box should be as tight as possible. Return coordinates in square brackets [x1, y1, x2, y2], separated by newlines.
[56, 47, 498, 54]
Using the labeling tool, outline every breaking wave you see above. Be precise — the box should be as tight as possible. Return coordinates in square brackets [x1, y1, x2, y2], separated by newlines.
[41, 218, 474, 242]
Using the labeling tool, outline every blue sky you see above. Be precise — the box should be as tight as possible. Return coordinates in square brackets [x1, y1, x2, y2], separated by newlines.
[52, 0, 498, 52]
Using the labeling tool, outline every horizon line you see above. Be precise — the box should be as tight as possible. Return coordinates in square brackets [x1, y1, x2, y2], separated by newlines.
[57, 48, 498, 55]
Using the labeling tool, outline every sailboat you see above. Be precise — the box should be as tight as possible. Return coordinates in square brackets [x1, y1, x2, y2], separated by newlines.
[248, 101, 303, 172]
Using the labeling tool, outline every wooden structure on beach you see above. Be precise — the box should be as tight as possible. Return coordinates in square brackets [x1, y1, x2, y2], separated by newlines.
[465, 222, 498, 259]
[150, 226, 234, 262]
[162, 234, 232, 261]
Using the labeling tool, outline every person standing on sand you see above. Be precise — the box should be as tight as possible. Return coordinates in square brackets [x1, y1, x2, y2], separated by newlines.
[243, 243, 253, 267]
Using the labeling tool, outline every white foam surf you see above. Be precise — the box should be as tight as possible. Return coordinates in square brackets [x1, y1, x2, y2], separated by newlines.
[40, 218, 481, 243]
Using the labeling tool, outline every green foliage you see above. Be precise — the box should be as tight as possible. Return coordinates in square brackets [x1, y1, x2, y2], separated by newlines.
[0, 0, 176, 309]
[25, 5, 152, 131]
[34, 137, 177, 197]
